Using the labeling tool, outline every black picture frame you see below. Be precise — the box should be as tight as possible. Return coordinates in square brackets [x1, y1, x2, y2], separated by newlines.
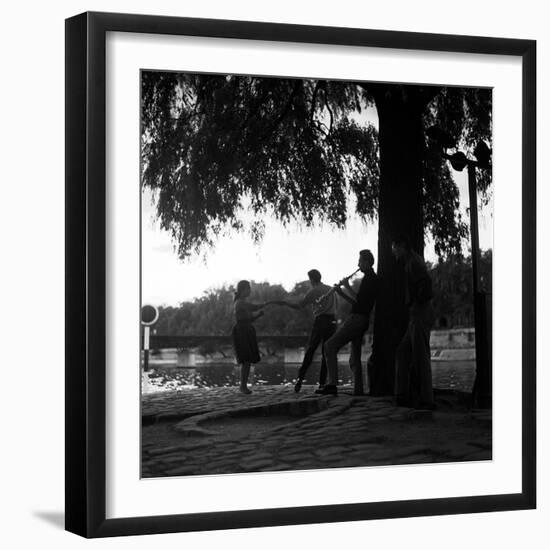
[65, 11, 536, 538]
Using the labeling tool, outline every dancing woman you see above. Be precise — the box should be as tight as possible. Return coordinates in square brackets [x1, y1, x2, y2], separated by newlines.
[232, 280, 266, 394]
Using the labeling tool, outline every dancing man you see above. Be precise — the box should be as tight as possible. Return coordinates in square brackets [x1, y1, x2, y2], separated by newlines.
[320, 249, 378, 396]
[277, 269, 337, 393]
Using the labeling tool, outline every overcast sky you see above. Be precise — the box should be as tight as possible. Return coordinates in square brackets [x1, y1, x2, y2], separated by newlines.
[141, 167, 493, 306]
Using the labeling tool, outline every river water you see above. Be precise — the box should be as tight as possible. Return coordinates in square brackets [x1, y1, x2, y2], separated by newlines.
[142, 360, 476, 394]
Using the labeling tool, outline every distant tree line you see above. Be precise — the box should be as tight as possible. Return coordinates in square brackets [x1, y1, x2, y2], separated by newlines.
[153, 250, 492, 338]
[430, 249, 492, 329]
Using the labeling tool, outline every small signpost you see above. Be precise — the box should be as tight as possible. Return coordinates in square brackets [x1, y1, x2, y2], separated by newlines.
[141, 304, 159, 371]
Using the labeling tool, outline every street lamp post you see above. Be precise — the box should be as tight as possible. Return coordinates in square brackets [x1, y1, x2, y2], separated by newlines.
[465, 162, 492, 409]
[427, 128, 492, 408]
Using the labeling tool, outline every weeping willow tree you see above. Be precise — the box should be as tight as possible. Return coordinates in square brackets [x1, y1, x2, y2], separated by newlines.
[141, 72, 492, 395]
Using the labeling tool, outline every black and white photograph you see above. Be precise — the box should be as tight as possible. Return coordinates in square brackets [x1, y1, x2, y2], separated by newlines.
[140, 71, 494, 478]
[1, 0, 543, 545]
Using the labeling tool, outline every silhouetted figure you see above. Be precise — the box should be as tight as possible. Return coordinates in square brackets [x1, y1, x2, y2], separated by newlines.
[232, 280, 265, 394]
[392, 236, 435, 409]
[319, 250, 378, 396]
[276, 269, 337, 393]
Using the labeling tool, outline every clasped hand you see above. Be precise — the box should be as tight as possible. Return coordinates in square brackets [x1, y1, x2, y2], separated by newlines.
[331, 284, 343, 295]
[337, 276, 351, 289]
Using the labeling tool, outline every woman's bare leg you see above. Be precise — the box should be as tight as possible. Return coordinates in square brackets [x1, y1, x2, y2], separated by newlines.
[240, 362, 252, 394]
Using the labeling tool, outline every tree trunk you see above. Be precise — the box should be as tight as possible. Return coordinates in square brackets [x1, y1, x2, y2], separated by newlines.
[369, 89, 426, 396]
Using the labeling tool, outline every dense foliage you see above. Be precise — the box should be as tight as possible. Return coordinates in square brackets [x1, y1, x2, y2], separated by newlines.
[154, 279, 358, 338]
[141, 73, 491, 261]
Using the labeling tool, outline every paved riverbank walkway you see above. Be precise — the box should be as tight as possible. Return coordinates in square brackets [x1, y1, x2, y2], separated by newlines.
[142, 385, 492, 478]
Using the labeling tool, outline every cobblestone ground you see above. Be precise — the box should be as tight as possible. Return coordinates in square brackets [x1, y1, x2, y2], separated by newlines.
[141, 385, 492, 478]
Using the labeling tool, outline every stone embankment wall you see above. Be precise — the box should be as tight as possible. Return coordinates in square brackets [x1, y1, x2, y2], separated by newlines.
[148, 328, 475, 367]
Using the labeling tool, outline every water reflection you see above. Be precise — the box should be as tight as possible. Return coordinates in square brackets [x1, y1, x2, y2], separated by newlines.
[142, 361, 476, 394]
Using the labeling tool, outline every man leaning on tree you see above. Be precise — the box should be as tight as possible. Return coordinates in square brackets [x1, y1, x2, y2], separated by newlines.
[392, 234, 435, 410]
